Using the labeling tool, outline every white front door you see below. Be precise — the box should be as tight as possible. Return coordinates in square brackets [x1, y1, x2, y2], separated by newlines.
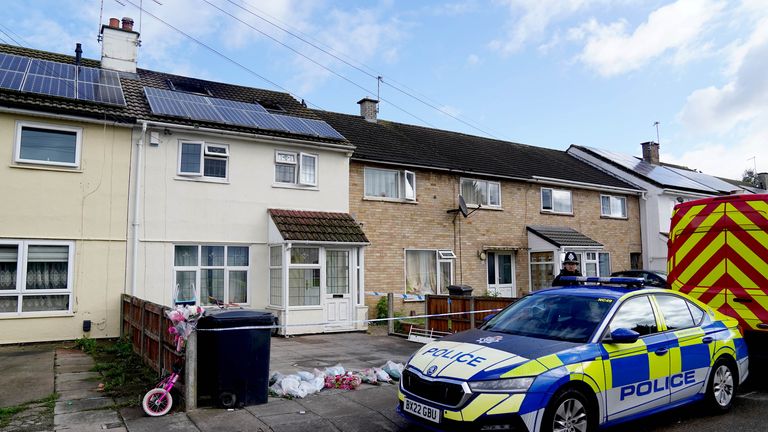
[487, 251, 516, 297]
[325, 249, 353, 329]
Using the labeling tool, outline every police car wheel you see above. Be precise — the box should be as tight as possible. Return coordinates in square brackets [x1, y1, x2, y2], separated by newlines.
[706, 358, 736, 411]
[542, 388, 595, 432]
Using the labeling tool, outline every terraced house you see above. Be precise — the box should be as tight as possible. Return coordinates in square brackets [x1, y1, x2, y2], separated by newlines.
[316, 100, 644, 315]
[0, 19, 367, 342]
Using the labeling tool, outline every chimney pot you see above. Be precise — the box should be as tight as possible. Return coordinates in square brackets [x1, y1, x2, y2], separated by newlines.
[121, 17, 134, 32]
[109, 18, 120, 28]
[74, 43, 82, 66]
[357, 97, 379, 123]
[641, 141, 660, 165]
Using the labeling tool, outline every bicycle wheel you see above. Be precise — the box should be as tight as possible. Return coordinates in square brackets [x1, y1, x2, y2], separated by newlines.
[142, 388, 173, 417]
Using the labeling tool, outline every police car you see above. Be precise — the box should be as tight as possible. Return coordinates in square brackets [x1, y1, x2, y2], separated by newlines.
[397, 277, 749, 432]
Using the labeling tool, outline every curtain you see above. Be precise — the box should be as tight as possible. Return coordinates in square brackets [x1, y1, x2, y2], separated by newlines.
[365, 169, 399, 198]
[201, 246, 224, 266]
[275, 164, 296, 183]
[406, 250, 436, 294]
[461, 179, 486, 205]
[26, 262, 67, 290]
[174, 246, 198, 266]
[201, 269, 224, 305]
[0, 297, 18, 313]
[228, 271, 247, 303]
[22, 295, 69, 312]
[175, 271, 196, 303]
[300, 155, 316, 184]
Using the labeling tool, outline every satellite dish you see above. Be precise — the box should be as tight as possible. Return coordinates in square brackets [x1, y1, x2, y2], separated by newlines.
[458, 195, 469, 218]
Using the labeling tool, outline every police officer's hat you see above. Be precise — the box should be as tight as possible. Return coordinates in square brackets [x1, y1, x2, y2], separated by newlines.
[563, 252, 579, 264]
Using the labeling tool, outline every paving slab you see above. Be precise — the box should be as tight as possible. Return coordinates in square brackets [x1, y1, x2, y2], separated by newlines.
[57, 388, 105, 401]
[122, 411, 199, 432]
[55, 356, 94, 367]
[243, 398, 306, 418]
[187, 408, 269, 432]
[55, 371, 99, 384]
[341, 385, 400, 413]
[54, 397, 115, 415]
[56, 379, 102, 392]
[56, 363, 96, 373]
[0, 344, 55, 407]
[259, 411, 339, 432]
[327, 413, 401, 432]
[54, 409, 122, 430]
[296, 394, 372, 417]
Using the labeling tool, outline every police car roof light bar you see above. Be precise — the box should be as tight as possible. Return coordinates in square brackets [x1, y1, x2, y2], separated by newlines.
[559, 276, 645, 286]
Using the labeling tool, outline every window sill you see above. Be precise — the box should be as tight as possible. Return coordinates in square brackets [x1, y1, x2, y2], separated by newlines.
[469, 205, 503, 211]
[174, 176, 230, 184]
[540, 211, 574, 216]
[286, 305, 323, 310]
[0, 312, 74, 319]
[272, 183, 319, 191]
[600, 215, 628, 220]
[10, 164, 82, 173]
[363, 196, 418, 204]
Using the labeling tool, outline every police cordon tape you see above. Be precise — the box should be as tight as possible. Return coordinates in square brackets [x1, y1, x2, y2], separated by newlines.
[194, 307, 503, 332]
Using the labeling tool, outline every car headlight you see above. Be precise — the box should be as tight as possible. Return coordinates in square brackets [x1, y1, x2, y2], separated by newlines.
[468, 377, 534, 393]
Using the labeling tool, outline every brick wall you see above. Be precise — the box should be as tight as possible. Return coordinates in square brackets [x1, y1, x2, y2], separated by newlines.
[350, 162, 642, 316]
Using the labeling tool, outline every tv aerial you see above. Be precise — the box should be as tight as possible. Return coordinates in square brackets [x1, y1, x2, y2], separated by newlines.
[447, 195, 479, 218]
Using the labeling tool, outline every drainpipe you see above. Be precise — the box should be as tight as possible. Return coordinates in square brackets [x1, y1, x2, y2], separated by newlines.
[130, 122, 147, 296]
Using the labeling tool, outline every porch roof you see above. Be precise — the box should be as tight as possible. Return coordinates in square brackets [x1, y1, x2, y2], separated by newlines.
[268, 209, 369, 243]
[526, 225, 603, 248]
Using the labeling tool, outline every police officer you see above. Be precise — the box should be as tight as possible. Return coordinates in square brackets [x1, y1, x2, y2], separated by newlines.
[552, 252, 582, 286]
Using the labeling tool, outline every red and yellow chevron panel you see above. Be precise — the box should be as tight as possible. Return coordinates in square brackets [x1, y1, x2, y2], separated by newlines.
[668, 195, 768, 331]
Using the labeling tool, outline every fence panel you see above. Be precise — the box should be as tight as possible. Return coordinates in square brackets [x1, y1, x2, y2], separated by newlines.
[424, 295, 518, 333]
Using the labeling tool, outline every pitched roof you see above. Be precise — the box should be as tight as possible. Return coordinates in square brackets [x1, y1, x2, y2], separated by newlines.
[527, 226, 603, 248]
[268, 209, 369, 243]
[0, 44, 352, 148]
[571, 145, 757, 195]
[313, 110, 638, 190]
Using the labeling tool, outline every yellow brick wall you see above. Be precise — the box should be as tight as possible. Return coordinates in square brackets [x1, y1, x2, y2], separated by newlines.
[350, 162, 642, 316]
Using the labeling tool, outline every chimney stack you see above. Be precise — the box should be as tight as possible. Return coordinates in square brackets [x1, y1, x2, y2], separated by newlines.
[74, 43, 82, 66]
[641, 141, 660, 165]
[757, 172, 768, 190]
[100, 17, 139, 73]
[357, 97, 378, 123]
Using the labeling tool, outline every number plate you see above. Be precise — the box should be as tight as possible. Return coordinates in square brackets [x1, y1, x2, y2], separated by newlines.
[403, 398, 441, 423]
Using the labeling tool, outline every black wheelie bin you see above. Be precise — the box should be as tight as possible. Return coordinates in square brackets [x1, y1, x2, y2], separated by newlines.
[197, 309, 275, 408]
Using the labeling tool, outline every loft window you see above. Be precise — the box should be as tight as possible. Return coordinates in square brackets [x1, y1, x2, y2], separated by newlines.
[167, 79, 211, 96]
[258, 100, 286, 113]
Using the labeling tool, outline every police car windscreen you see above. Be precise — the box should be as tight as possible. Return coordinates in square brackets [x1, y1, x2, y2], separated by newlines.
[483, 295, 613, 343]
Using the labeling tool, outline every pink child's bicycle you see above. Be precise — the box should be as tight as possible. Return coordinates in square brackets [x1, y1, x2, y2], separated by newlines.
[142, 305, 203, 416]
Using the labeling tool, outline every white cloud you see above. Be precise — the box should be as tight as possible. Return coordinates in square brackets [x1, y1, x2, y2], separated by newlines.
[489, 0, 595, 54]
[575, 0, 724, 77]
[466, 53, 481, 65]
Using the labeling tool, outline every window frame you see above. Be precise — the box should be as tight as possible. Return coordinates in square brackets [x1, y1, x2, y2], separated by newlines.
[603, 295, 660, 339]
[363, 167, 417, 201]
[14, 121, 83, 168]
[0, 239, 75, 316]
[529, 250, 555, 292]
[404, 249, 455, 296]
[600, 194, 627, 219]
[540, 187, 573, 214]
[274, 150, 318, 187]
[177, 140, 229, 180]
[172, 244, 250, 306]
[654, 294, 703, 331]
[460, 178, 501, 208]
[580, 251, 611, 277]
[287, 246, 322, 307]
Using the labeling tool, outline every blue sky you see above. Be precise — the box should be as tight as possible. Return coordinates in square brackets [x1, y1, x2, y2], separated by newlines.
[3, 0, 767, 179]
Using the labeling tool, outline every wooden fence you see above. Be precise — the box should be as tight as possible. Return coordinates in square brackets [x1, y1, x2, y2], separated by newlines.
[424, 295, 518, 333]
[120, 294, 185, 387]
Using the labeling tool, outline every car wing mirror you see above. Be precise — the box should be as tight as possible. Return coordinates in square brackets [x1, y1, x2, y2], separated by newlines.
[482, 313, 496, 324]
[607, 328, 640, 344]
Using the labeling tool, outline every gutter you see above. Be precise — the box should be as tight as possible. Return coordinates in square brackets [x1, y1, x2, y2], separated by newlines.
[281, 240, 370, 246]
[130, 121, 147, 297]
[0, 106, 133, 127]
[137, 119, 355, 154]
[530, 176, 642, 195]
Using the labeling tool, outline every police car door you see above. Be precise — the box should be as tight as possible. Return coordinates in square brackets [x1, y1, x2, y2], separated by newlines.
[601, 295, 673, 422]
[653, 294, 710, 403]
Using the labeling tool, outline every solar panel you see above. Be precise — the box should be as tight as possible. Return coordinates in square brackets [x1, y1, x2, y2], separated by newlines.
[28, 59, 75, 79]
[666, 167, 741, 193]
[208, 97, 268, 113]
[273, 114, 317, 136]
[77, 66, 121, 86]
[22, 75, 75, 98]
[303, 118, 345, 140]
[78, 82, 126, 106]
[0, 53, 30, 72]
[0, 70, 24, 90]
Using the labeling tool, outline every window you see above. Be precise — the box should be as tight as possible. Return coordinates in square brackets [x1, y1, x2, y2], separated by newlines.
[655, 295, 695, 330]
[15, 122, 82, 168]
[405, 250, 454, 295]
[630, 253, 642, 270]
[275, 151, 317, 186]
[541, 188, 572, 214]
[269, 246, 283, 306]
[178, 141, 229, 179]
[173, 245, 249, 305]
[0, 241, 73, 315]
[364, 167, 416, 200]
[289, 247, 320, 306]
[601, 195, 627, 218]
[608, 296, 658, 337]
[582, 252, 611, 277]
[461, 178, 500, 207]
[167, 79, 211, 95]
[530, 251, 555, 291]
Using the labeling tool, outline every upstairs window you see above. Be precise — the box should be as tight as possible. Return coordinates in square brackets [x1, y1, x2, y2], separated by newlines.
[364, 167, 415, 201]
[601, 194, 627, 218]
[275, 151, 317, 186]
[541, 187, 572, 214]
[15, 122, 82, 168]
[178, 141, 229, 179]
[460, 178, 500, 207]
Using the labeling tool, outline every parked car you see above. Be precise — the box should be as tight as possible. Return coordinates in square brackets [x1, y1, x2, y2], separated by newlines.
[397, 277, 748, 432]
[611, 270, 669, 288]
